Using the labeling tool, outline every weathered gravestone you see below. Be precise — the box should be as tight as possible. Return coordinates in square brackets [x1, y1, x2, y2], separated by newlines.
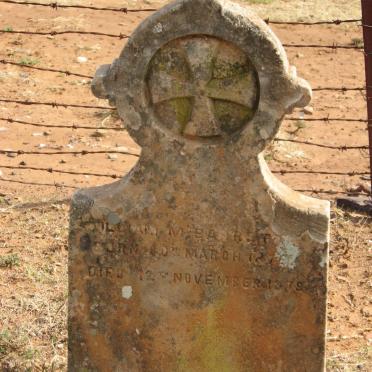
[69, 0, 330, 370]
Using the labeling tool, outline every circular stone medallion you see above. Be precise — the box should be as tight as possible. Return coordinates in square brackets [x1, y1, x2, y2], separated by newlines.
[146, 35, 260, 142]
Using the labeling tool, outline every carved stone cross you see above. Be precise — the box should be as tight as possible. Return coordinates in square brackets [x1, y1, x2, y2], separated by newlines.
[69, 1, 330, 371]
[147, 36, 258, 138]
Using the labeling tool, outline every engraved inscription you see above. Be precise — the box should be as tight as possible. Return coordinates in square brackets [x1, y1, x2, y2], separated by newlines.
[87, 266, 325, 293]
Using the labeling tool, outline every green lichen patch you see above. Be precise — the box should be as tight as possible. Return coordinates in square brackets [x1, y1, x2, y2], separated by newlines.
[214, 100, 254, 134]
[170, 97, 193, 133]
[213, 60, 251, 80]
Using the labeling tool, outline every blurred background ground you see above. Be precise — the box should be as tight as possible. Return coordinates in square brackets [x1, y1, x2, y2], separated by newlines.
[0, 0, 370, 370]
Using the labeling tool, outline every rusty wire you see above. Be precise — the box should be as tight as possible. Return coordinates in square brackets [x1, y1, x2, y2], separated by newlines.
[0, 164, 121, 178]
[282, 43, 363, 50]
[0, 98, 113, 110]
[1, 0, 157, 12]
[264, 18, 362, 26]
[0, 29, 129, 39]
[0, 0, 370, 196]
[1, 163, 369, 178]
[274, 138, 369, 150]
[295, 189, 370, 196]
[273, 170, 370, 176]
[0, 139, 367, 154]
[0, 116, 369, 136]
[0, 59, 93, 79]
[0, 176, 369, 197]
[0, 149, 140, 157]
[0, 116, 367, 133]
[0, 177, 77, 189]
[1, 1, 366, 30]
[0, 29, 363, 50]
[0, 117, 122, 131]
[0, 99, 370, 119]
[1, 59, 367, 92]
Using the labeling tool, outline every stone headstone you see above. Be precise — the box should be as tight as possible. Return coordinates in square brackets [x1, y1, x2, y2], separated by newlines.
[69, 0, 330, 370]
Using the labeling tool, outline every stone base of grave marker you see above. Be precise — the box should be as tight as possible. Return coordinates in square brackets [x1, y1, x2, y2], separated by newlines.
[68, 1, 330, 371]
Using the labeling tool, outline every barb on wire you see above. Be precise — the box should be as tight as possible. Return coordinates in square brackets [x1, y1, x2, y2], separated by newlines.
[275, 138, 369, 150]
[0, 59, 93, 79]
[0, 164, 120, 178]
[0, 98, 113, 110]
[0, 177, 77, 189]
[1, 0, 157, 12]
[0, 29, 130, 39]
[0, 149, 140, 157]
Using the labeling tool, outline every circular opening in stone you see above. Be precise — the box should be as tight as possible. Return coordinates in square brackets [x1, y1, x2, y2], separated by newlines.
[146, 35, 260, 142]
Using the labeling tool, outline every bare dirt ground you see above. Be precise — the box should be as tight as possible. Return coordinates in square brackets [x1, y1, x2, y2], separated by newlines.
[0, 0, 371, 371]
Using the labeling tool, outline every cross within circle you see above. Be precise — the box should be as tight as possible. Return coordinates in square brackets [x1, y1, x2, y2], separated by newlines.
[146, 35, 260, 140]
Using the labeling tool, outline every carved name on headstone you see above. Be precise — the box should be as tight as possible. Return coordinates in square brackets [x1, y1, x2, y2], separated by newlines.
[69, 1, 330, 370]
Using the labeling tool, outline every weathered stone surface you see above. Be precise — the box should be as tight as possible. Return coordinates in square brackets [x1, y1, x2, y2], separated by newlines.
[69, 0, 330, 371]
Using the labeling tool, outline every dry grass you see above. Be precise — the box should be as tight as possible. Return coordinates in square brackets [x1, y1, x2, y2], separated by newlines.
[0, 203, 68, 371]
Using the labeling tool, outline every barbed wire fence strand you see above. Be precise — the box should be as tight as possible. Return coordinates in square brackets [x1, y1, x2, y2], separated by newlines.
[1, 0, 157, 12]
[0, 1, 370, 198]
[0, 164, 369, 178]
[1, 59, 369, 92]
[0, 0, 369, 33]
[0, 30, 365, 50]
[0, 117, 370, 133]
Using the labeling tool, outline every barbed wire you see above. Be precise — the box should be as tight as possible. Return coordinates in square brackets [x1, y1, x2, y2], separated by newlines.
[0, 1, 365, 30]
[0, 99, 370, 122]
[282, 43, 363, 50]
[0, 177, 77, 189]
[0, 59, 93, 79]
[275, 138, 369, 150]
[0, 164, 121, 178]
[0, 148, 140, 157]
[0, 0, 370, 197]
[1, 59, 367, 93]
[1, 0, 157, 12]
[286, 117, 370, 123]
[273, 170, 370, 176]
[0, 29, 129, 39]
[0, 139, 367, 154]
[0, 116, 368, 134]
[295, 189, 370, 196]
[0, 176, 369, 197]
[0, 98, 113, 110]
[0, 29, 363, 50]
[264, 19, 361, 26]
[1, 163, 369, 179]
[312, 86, 365, 92]
[0, 117, 122, 130]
